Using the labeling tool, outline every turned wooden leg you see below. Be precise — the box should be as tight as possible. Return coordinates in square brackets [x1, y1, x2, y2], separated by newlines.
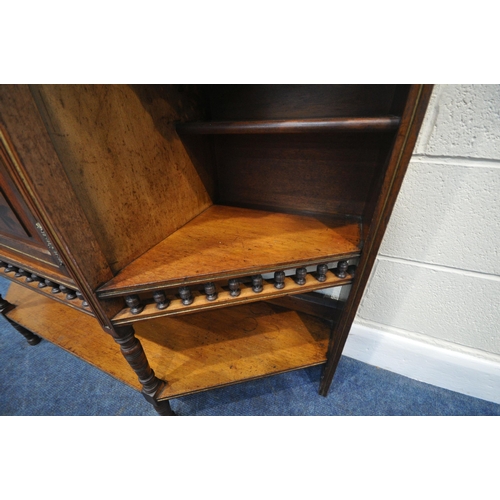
[113, 325, 175, 416]
[0, 294, 42, 346]
[152, 399, 175, 416]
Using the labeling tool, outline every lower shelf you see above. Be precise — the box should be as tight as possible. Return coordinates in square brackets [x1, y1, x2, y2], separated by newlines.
[5, 283, 142, 390]
[5, 283, 332, 400]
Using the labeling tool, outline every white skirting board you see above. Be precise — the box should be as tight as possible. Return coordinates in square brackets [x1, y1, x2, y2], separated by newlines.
[343, 322, 500, 405]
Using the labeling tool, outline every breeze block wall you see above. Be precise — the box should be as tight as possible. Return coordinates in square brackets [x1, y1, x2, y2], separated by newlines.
[352, 85, 500, 371]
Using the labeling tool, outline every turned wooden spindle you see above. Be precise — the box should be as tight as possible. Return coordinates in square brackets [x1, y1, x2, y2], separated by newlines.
[316, 264, 329, 282]
[75, 290, 89, 308]
[125, 294, 144, 314]
[45, 279, 61, 294]
[153, 290, 170, 310]
[251, 275, 263, 293]
[15, 268, 29, 279]
[179, 286, 194, 305]
[295, 267, 307, 285]
[31, 274, 47, 288]
[228, 278, 241, 297]
[334, 260, 348, 279]
[348, 264, 357, 277]
[204, 282, 218, 301]
[274, 270, 285, 289]
[59, 285, 77, 300]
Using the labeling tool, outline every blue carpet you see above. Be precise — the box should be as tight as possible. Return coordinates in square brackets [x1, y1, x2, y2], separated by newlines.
[1, 278, 499, 416]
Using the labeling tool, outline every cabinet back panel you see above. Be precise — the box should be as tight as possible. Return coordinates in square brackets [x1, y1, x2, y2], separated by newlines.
[215, 132, 394, 217]
[207, 85, 399, 120]
[30, 85, 213, 274]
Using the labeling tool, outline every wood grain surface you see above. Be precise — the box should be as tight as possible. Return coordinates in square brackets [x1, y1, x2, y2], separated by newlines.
[30, 84, 213, 274]
[0, 85, 124, 325]
[0, 127, 67, 268]
[151, 301, 330, 400]
[214, 132, 394, 217]
[98, 205, 361, 296]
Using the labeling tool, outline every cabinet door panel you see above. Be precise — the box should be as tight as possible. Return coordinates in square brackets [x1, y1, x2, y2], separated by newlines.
[0, 136, 63, 268]
[0, 189, 31, 239]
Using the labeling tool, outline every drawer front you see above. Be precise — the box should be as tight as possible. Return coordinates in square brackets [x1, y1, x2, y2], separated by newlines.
[0, 130, 64, 269]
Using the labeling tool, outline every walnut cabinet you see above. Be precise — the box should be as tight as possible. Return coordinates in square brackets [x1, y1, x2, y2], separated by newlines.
[0, 85, 432, 415]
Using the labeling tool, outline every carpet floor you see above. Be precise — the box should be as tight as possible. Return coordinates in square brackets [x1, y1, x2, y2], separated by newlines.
[1, 278, 499, 416]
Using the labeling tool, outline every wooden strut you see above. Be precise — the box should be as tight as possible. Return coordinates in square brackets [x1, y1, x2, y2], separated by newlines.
[112, 325, 175, 416]
[0, 293, 42, 346]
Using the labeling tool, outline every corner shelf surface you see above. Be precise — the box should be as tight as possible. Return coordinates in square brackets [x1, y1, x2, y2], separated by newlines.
[98, 205, 362, 298]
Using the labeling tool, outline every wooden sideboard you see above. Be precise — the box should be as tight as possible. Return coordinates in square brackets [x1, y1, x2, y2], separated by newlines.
[0, 85, 432, 415]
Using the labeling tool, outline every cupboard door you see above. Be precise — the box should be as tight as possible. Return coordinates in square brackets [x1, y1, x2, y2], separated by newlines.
[0, 133, 64, 269]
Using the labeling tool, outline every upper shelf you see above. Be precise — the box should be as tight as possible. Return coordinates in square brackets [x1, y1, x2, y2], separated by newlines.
[97, 205, 362, 298]
[175, 116, 401, 135]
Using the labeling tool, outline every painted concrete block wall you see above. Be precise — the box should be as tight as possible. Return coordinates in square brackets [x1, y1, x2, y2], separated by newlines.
[354, 85, 500, 362]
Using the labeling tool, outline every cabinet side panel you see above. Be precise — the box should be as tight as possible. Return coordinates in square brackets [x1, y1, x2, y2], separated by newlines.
[0, 85, 123, 324]
[319, 84, 434, 395]
[30, 85, 213, 273]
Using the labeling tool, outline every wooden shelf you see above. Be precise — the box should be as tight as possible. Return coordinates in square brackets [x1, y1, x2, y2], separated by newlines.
[154, 300, 331, 401]
[5, 283, 332, 400]
[176, 116, 401, 135]
[97, 205, 361, 298]
[5, 283, 140, 389]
